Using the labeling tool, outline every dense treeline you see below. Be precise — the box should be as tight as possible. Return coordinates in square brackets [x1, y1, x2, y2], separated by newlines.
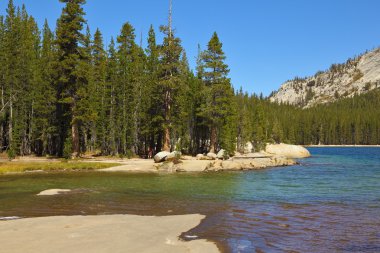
[0, 0, 378, 159]
[260, 89, 380, 145]
[233, 88, 380, 147]
[0, 0, 238, 158]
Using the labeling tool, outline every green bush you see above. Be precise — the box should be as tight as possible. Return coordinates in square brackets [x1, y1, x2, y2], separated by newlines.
[63, 137, 73, 159]
[126, 149, 133, 159]
[7, 147, 16, 161]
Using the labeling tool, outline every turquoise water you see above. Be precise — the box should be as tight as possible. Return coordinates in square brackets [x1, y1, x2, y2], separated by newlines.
[1, 147, 380, 252]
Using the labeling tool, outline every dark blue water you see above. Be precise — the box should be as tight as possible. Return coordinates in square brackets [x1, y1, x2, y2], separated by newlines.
[1, 147, 380, 252]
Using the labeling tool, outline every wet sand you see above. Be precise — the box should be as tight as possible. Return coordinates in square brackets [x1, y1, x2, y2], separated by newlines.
[0, 214, 219, 253]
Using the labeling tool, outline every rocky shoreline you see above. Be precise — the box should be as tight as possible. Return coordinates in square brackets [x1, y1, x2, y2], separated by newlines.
[0, 144, 310, 175]
[99, 144, 311, 173]
[152, 154, 297, 173]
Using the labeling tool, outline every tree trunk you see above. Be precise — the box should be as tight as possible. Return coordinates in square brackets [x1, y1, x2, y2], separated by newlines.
[42, 132, 47, 156]
[71, 121, 80, 157]
[209, 126, 217, 153]
[83, 128, 88, 153]
[9, 93, 13, 149]
[28, 105, 34, 155]
[163, 90, 171, 152]
[122, 86, 127, 154]
[0, 86, 4, 150]
[101, 82, 106, 153]
[109, 84, 115, 155]
[157, 132, 162, 154]
[90, 125, 96, 152]
[163, 127, 171, 152]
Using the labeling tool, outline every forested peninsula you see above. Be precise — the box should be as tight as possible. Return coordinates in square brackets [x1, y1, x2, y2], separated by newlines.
[0, 0, 379, 160]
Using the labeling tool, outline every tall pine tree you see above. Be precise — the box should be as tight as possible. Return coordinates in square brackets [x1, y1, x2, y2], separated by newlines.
[55, 0, 86, 157]
[200, 32, 236, 154]
[157, 6, 183, 152]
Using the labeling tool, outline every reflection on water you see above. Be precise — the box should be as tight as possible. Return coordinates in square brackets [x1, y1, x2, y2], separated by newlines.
[0, 147, 380, 252]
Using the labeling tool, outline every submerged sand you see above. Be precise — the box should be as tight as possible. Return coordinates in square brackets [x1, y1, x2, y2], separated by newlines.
[0, 214, 219, 253]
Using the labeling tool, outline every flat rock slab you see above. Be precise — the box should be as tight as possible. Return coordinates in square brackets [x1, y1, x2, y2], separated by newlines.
[0, 214, 219, 253]
[37, 189, 72, 196]
[265, 143, 311, 158]
[176, 160, 213, 172]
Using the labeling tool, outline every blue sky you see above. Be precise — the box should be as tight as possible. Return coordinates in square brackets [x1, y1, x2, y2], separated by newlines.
[1, 0, 380, 96]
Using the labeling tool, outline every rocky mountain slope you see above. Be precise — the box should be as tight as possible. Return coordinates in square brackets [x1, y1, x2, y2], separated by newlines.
[270, 47, 380, 107]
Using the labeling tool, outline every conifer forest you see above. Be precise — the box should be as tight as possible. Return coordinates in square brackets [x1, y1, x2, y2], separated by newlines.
[0, 0, 379, 159]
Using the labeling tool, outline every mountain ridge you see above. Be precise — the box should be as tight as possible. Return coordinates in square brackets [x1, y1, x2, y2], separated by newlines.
[269, 47, 380, 107]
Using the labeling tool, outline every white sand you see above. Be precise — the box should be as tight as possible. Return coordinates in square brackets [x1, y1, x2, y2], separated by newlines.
[0, 214, 219, 253]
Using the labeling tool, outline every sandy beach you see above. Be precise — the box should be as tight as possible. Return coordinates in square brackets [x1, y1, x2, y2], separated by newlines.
[0, 214, 219, 253]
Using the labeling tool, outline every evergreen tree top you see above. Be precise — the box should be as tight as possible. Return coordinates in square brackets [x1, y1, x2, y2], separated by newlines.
[59, 0, 86, 4]
[117, 22, 136, 48]
[201, 32, 230, 85]
[5, 0, 16, 26]
[93, 28, 105, 56]
[147, 25, 156, 51]
[56, 0, 86, 38]
[207, 32, 225, 57]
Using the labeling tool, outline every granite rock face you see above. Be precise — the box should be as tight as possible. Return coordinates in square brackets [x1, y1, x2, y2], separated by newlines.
[270, 48, 380, 108]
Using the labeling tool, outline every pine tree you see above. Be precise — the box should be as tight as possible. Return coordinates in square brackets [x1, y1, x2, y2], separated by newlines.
[144, 25, 162, 154]
[92, 28, 107, 153]
[55, 0, 87, 157]
[132, 44, 147, 155]
[33, 19, 56, 155]
[116, 22, 138, 155]
[76, 25, 96, 153]
[190, 46, 209, 154]
[172, 50, 192, 152]
[200, 32, 236, 154]
[0, 15, 6, 151]
[158, 20, 183, 152]
[3, 0, 20, 158]
[104, 38, 118, 155]
[17, 5, 41, 155]
[236, 88, 252, 153]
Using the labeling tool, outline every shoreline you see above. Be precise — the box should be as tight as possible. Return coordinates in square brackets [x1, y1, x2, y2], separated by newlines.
[0, 155, 298, 175]
[0, 214, 220, 253]
[0, 144, 312, 175]
[305, 145, 380, 147]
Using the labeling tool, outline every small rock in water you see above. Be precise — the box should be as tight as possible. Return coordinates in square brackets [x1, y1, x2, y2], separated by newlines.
[0, 216, 21, 221]
[184, 235, 198, 239]
[37, 189, 72, 196]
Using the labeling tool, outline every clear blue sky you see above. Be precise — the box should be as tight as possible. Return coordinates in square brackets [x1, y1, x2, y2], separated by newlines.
[1, 0, 380, 96]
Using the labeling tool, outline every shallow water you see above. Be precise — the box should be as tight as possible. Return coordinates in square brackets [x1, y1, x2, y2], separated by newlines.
[1, 147, 380, 252]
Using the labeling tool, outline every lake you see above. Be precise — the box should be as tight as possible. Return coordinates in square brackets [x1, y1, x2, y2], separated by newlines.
[1, 147, 380, 252]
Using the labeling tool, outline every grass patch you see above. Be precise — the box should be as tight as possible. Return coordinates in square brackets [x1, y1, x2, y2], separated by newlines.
[0, 161, 121, 174]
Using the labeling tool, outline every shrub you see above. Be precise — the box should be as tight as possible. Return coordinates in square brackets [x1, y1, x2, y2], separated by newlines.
[364, 82, 372, 91]
[352, 70, 364, 82]
[7, 147, 16, 161]
[63, 137, 73, 159]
